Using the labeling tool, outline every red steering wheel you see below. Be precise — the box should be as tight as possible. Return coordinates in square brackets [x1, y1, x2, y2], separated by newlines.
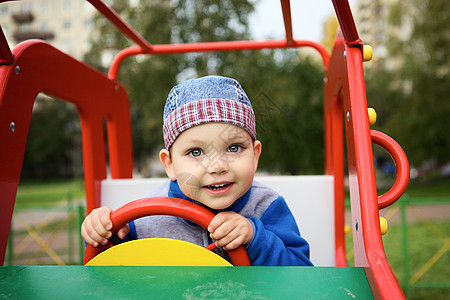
[83, 197, 251, 266]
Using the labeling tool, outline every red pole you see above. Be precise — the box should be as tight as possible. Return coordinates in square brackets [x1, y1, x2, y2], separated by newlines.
[0, 26, 13, 65]
[331, 0, 362, 45]
[108, 39, 330, 80]
[280, 0, 294, 46]
[87, 0, 152, 51]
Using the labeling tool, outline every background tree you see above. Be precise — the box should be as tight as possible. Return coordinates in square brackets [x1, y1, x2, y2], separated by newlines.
[21, 98, 81, 179]
[84, 1, 182, 175]
[85, 0, 327, 176]
[22, 0, 327, 179]
[366, 0, 449, 170]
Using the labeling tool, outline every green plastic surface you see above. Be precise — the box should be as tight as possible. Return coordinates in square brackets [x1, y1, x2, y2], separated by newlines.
[0, 266, 373, 299]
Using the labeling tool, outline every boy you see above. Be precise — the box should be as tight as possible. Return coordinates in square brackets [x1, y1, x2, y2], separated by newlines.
[81, 75, 313, 266]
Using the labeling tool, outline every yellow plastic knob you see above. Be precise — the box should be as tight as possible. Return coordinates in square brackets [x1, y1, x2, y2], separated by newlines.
[368, 108, 377, 125]
[344, 225, 351, 234]
[363, 45, 373, 61]
[380, 217, 388, 235]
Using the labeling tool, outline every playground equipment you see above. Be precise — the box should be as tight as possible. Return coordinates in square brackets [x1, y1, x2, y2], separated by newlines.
[0, 0, 410, 299]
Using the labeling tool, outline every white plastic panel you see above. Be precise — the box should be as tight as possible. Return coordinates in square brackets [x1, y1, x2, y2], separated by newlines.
[101, 175, 335, 266]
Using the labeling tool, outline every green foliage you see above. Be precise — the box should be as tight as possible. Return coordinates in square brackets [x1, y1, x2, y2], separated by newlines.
[22, 1, 326, 178]
[367, 0, 450, 167]
[21, 99, 81, 179]
[248, 53, 325, 174]
[82, 0, 326, 175]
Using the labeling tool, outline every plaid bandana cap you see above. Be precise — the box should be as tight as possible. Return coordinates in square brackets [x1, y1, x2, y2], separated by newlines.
[163, 75, 256, 149]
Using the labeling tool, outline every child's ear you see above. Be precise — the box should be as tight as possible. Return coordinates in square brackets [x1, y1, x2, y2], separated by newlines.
[253, 140, 262, 171]
[159, 149, 176, 181]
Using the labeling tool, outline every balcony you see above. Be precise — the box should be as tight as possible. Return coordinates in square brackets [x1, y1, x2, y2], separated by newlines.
[12, 13, 34, 24]
[13, 30, 54, 42]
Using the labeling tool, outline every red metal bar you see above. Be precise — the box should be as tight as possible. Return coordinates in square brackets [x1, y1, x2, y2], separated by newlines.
[331, 0, 362, 45]
[371, 130, 410, 209]
[0, 40, 133, 263]
[324, 32, 346, 267]
[280, 0, 294, 46]
[108, 39, 330, 80]
[342, 44, 405, 299]
[87, 0, 152, 51]
[0, 26, 13, 64]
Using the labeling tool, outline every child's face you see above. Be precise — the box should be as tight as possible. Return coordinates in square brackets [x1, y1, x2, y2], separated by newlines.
[160, 123, 262, 210]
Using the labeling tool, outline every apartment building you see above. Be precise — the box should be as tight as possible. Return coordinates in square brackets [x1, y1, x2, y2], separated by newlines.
[0, 0, 96, 60]
[353, 0, 412, 69]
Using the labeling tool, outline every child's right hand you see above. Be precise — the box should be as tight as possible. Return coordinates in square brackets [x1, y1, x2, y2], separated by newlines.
[81, 206, 129, 247]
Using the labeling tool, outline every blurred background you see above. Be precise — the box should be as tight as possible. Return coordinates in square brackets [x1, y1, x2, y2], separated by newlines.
[1, 1, 448, 299]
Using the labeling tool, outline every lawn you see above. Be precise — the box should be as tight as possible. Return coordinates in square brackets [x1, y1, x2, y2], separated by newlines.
[345, 213, 450, 299]
[15, 179, 85, 209]
[345, 178, 450, 207]
[402, 179, 450, 202]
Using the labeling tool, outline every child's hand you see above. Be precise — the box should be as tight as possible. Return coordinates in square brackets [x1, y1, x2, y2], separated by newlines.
[81, 206, 129, 247]
[208, 211, 253, 251]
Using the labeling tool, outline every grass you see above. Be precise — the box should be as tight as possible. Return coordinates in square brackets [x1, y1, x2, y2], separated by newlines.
[346, 219, 450, 299]
[344, 178, 450, 298]
[15, 179, 85, 209]
[402, 179, 450, 202]
[385, 221, 449, 299]
[345, 178, 450, 207]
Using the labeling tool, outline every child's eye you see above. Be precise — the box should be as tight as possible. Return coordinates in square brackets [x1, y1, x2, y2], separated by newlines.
[188, 148, 204, 157]
[227, 145, 242, 153]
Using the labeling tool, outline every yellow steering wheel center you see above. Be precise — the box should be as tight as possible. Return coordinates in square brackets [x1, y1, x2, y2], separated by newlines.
[86, 238, 232, 266]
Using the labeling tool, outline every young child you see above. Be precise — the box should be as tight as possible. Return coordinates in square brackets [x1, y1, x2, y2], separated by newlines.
[81, 75, 313, 266]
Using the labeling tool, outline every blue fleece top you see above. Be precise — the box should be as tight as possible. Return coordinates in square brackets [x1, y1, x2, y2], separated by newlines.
[126, 180, 313, 266]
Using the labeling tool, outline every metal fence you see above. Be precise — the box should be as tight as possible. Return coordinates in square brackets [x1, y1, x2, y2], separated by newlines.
[4, 193, 85, 266]
[346, 196, 450, 298]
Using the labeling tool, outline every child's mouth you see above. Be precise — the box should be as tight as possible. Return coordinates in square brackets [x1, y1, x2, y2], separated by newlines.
[205, 183, 231, 190]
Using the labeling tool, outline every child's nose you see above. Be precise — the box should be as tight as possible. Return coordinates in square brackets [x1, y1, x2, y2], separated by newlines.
[206, 154, 229, 174]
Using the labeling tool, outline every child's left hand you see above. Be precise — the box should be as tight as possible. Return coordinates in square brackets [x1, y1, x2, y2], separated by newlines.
[208, 211, 253, 251]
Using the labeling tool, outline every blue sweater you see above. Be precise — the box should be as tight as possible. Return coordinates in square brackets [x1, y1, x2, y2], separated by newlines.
[126, 180, 313, 266]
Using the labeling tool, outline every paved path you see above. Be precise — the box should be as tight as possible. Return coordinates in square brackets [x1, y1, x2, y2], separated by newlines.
[346, 203, 450, 225]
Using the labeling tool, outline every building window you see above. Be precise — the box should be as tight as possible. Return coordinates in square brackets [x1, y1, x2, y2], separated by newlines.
[63, 20, 71, 30]
[40, 21, 49, 32]
[0, 6, 9, 16]
[62, 39, 72, 52]
[19, 23, 32, 33]
[63, 0, 72, 11]
[41, 2, 50, 14]
[85, 18, 93, 29]
[21, 4, 32, 13]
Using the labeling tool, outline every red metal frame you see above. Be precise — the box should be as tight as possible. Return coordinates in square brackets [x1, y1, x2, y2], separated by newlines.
[0, 0, 409, 298]
[86, 0, 152, 51]
[0, 26, 13, 64]
[280, 0, 294, 46]
[371, 130, 410, 209]
[0, 40, 133, 263]
[107, 39, 329, 80]
[324, 30, 407, 299]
